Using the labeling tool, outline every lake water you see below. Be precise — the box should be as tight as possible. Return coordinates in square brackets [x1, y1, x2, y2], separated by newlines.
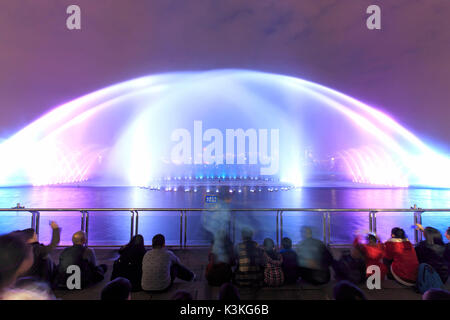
[0, 187, 449, 246]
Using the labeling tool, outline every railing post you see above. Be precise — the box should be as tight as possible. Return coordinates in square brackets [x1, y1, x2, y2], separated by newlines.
[372, 211, 377, 235]
[180, 210, 183, 249]
[184, 210, 187, 249]
[134, 211, 139, 236]
[276, 211, 279, 248]
[85, 211, 90, 246]
[81, 211, 86, 232]
[327, 212, 331, 246]
[414, 211, 423, 243]
[322, 212, 327, 245]
[130, 210, 135, 241]
[30, 211, 41, 241]
[232, 210, 236, 244]
[369, 211, 373, 233]
[279, 211, 283, 247]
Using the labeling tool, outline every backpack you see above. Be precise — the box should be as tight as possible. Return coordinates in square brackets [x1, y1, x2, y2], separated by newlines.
[111, 256, 143, 291]
[416, 263, 444, 294]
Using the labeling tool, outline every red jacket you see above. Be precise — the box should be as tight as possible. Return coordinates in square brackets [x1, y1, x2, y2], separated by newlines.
[353, 236, 387, 279]
[384, 238, 419, 282]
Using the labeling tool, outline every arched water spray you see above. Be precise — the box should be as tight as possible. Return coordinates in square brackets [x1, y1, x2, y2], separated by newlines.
[0, 70, 448, 188]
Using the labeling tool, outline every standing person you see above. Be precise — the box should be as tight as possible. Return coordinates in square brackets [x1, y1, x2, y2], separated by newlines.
[141, 234, 195, 292]
[296, 227, 333, 285]
[354, 232, 387, 280]
[205, 231, 235, 286]
[111, 235, 147, 291]
[415, 226, 448, 283]
[234, 228, 265, 288]
[20, 221, 61, 284]
[280, 237, 299, 284]
[384, 227, 419, 286]
[262, 238, 284, 287]
[56, 231, 107, 289]
[0, 233, 34, 293]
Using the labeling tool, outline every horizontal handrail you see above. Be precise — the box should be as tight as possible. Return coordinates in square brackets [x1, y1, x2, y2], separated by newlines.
[1, 208, 449, 212]
[1, 207, 449, 248]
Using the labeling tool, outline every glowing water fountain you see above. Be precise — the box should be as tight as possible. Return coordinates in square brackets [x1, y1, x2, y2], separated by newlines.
[0, 70, 449, 188]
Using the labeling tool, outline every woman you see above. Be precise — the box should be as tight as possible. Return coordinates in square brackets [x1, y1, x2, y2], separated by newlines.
[262, 238, 284, 287]
[354, 233, 387, 280]
[384, 227, 419, 286]
[205, 232, 235, 286]
[415, 226, 448, 283]
[111, 235, 146, 291]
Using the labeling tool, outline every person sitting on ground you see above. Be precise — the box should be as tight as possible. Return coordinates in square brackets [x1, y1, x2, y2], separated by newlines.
[332, 245, 366, 284]
[384, 227, 419, 287]
[353, 232, 387, 280]
[101, 277, 132, 300]
[20, 221, 61, 285]
[333, 280, 367, 300]
[56, 231, 107, 289]
[205, 230, 235, 287]
[0, 232, 34, 294]
[422, 288, 450, 300]
[280, 237, 299, 284]
[172, 290, 193, 301]
[262, 238, 284, 287]
[141, 234, 195, 292]
[218, 282, 240, 301]
[296, 227, 333, 285]
[444, 227, 450, 272]
[111, 235, 147, 291]
[234, 228, 265, 288]
[414, 225, 449, 284]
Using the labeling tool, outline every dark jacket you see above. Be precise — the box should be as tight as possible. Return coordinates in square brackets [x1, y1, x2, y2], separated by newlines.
[111, 245, 146, 291]
[415, 241, 449, 283]
[25, 228, 61, 282]
[57, 245, 103, 288]
[296, 238, 333, 271]
[280, 248, 299, 284]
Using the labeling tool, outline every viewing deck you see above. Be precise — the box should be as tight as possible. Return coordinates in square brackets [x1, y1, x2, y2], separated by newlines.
[50, 247, 450, 300]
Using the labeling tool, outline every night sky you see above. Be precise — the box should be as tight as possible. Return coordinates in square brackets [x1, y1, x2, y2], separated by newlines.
[0, 0, 449, 151]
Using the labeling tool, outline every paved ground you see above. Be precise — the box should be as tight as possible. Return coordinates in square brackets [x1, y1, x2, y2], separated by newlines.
[49, 247, 450, 300]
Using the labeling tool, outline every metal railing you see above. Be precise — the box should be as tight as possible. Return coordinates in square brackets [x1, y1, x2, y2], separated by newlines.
[1, 208, 449, 248]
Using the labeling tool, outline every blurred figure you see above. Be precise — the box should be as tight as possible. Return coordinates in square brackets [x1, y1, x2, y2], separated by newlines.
[141, 234, 195, 292]
[333, 280, 367, 300]
[262, 238, 284, 287]
[280, 237, 299, 284]
[332, 246, 366, 285]
[422, 288, 450, 300]
[205, 230, 235, 286]
[5, 277, 56, 300]
[56, 231, 107, 289]
[384, 227, 419, 286]
[296, 227, 333, 285]
[234, 228, 265, 288]
[20, 221, 61, 285]
[0, 233, 34, 293]
[101, 277, 132, 301]
[415, 226, 448, 283]
[218, 282, 240, 301]
[445, 227, 450, 242]
[172, 290, 193, 301]
[111, 235, 147, 291]
[353, 232, 387, 280]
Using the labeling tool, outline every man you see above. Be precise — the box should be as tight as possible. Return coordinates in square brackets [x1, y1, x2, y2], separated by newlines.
[56, 231, 107, 289]
[280, 237, 300, 284]
[20, 221, 60, 284]
[141, 234, 195, 291]
[296, 227, 333, 285]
